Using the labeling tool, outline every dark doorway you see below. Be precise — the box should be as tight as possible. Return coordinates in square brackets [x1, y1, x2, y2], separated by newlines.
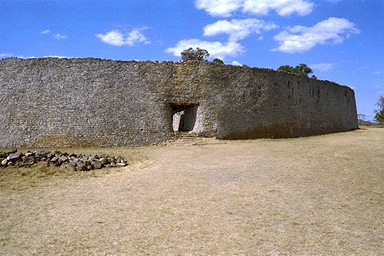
[170, 104, 199, 132]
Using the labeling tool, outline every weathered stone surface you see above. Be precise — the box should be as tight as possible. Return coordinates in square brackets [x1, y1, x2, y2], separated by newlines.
[57, 156, 69, 165]
[50, 156, 57, 162]
[91, 160, 102, 169]
[100, 158, 109, 166]
[22, 156, 35, 165]
[34, 151, 47, 159]
[76, 163, 87, 172]
[0, 150, 128, 171]
[25, 157, 35, 165]
[0, 58, 358, 148]
[25, 151, 34, 157]
[7, 152, 23, 162]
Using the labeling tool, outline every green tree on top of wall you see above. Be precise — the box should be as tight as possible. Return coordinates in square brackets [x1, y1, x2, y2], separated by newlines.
[374, 96, 384, 124]
[212, 58, 224, 64]
[181, 48, 210, 61]
[278, 63, 316, 79]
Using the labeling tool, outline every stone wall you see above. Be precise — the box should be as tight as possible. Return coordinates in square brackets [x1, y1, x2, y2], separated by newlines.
[0, 58, 358, 148]
[215, 68, 358, 139]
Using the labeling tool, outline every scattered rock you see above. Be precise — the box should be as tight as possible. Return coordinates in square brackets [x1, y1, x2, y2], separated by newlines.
[34, 150, 47, 159]
[91, 160, 102, 169]
[0, 152, 8, 158]
[7, 152, 23, 162]
[25, 151, 34, 157]
[100, 158, 109, 166]
[76, 163, 87, 172]
[0, 150, 128, 171]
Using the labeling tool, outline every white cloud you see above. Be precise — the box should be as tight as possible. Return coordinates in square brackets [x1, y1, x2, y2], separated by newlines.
[43, 55, 72, 58]
[96, 30, 125, 46]
[310, 63, 338, 72]
[54, 33, 68, 39]
[243, 0, 314, 16]
[272, 17, 360, 53]
[195, 0, 243, 17]
[165, 39, 244, 59]
[18, 55, 73, 59]
[373, 71, 384, 75]
[203, 18, 278, 41]
[232, 61, 242, 65]
[0, 53, 14, 58]
[195, 0, 314, 17]
[96, 28, 150, 46]
[41, 29, 68, 39]
[126, 28, 151, 46]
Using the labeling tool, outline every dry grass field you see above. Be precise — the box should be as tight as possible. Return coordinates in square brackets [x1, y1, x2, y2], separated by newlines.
[0, 127, 383, 255]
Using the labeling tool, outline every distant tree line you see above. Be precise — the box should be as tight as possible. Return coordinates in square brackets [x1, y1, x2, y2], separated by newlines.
[355, 97, 384, 126]
[374, 96, 384, 124]
[180, 48, 318, 78]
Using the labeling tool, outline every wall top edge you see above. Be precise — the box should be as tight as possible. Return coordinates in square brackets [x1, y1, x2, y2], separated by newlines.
[0, 57, 352, 90]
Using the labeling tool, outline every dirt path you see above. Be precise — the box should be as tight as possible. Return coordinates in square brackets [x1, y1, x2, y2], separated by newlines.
[1, 128, 383, 255]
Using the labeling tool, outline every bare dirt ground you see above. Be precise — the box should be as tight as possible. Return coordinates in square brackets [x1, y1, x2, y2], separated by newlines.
[0, 127, 383, 255]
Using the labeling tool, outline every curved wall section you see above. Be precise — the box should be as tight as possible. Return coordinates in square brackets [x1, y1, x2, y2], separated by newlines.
[0, 58, 358, 148]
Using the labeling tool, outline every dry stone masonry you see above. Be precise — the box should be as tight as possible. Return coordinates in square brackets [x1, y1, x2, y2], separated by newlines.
[0, 57, 358, 148]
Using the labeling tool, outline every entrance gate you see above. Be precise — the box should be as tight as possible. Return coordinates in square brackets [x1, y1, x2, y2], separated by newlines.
[170, 104, 199, 132]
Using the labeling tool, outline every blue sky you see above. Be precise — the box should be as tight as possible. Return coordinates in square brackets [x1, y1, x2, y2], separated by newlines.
[1, 0, 383, 121]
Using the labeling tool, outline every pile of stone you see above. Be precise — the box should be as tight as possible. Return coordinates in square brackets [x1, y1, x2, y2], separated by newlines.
[0, 150, 127, 171]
